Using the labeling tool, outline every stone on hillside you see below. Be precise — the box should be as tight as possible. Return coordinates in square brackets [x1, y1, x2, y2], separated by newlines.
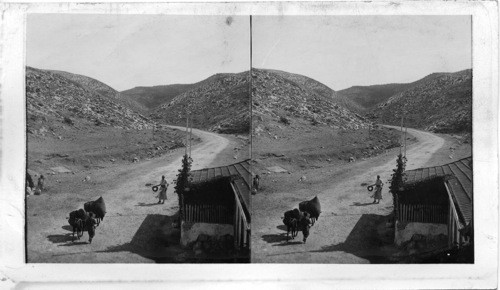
[50, 166, 72, 173]
[299, 176, 306, 182]
[84, 176, 91, 182]
[39, 127, 48, 134]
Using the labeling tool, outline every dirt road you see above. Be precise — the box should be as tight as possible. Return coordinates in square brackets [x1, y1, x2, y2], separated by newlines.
[27, 126, 232, 263]
[252, 126, 451, 263]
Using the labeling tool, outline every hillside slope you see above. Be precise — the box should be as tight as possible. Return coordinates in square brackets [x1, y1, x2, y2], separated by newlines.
[264, 69, 337, 99]
[252, 68, 369, 133]
[374, 69, 472, 133]
[26, 66, 154, 137]
[120, 84, 196, 112]
[150, 72, 250, 134]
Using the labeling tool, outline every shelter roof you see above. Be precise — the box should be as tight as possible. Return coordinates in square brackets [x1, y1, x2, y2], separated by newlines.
[405, 157, 472, 226]
[190, 159, 251, 221]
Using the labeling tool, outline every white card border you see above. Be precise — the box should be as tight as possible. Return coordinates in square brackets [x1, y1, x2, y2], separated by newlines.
[0, 1, 497, 289]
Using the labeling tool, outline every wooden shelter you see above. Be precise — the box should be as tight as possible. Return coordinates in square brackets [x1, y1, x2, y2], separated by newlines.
[394, 157, 473, 248]
[180, 160, 251, 252]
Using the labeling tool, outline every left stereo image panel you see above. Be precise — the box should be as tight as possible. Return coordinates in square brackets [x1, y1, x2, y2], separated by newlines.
[25, 14, 251, 263]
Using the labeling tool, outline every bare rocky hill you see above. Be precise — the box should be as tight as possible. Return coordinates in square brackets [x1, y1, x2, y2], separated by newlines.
[49, 68, 148, 114]
[26, 66, 155, 138]
[150, 72, 250, 134]
[373, 69, 472, 133]
[120, 84, 196, 112]
[49, 69, 119, 100]
[252, 68, 369, 134]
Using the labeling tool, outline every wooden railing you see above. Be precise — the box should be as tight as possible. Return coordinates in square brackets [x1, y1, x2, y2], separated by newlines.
[398, 203, 447, 224]
[183, 204, 233, 224]
[231, 183, 250, 250]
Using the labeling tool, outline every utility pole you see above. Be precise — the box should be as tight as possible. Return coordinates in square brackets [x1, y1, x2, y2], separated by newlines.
[399, 115, 404, 155]
[185, 109, 189, 156]
[404, 125, 408, 157]
[249, 15, 253, 144]
[189, 118, 193, 158]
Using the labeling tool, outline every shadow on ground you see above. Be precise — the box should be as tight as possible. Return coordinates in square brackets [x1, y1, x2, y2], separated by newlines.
[276, 225, 288, 231]
[310, 214, 394, 263]
[273, 240, 304, 246]
[136, 202, 161, 207]
[351, 202, 376, 207]
[47, 233, 74, 244]
[49, 225, 93, 245]
[61, 225, 73, 232]
[261, 224, 306, 247]
[97, 214, 173, 258]
[59, 241, 89, 247]
[262, 234, 288, 244]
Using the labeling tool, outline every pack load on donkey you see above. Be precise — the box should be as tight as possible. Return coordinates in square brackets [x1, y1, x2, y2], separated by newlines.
[84, 196, 106, 225]
[299, 196, 321, 225]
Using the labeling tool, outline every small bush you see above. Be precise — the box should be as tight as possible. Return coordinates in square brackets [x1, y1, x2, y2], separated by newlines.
[279, 116, 290, 125]
[63, 116, 74, 125]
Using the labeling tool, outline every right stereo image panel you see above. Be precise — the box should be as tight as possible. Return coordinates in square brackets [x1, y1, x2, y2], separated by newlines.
[250, 15, 473, 264]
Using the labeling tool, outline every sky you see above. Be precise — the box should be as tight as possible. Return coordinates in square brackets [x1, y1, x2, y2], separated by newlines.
[28, 15, 471, 92]
[27, 14, 250, 91]
[253, 16, 472, 90]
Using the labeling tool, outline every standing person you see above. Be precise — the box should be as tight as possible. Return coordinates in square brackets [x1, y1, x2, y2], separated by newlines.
[253, 174, 260, 193]
[33, 175, 45, 195]
[370, 175, 383, 204]
[37, 175, 45, 191]
[158, 175, 168, 204]
[26, 172, 34, 195]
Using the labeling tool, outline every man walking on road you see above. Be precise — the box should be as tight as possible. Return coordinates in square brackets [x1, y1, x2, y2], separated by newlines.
[158, 175, 168, 204]
[370, 175, 383, 204]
